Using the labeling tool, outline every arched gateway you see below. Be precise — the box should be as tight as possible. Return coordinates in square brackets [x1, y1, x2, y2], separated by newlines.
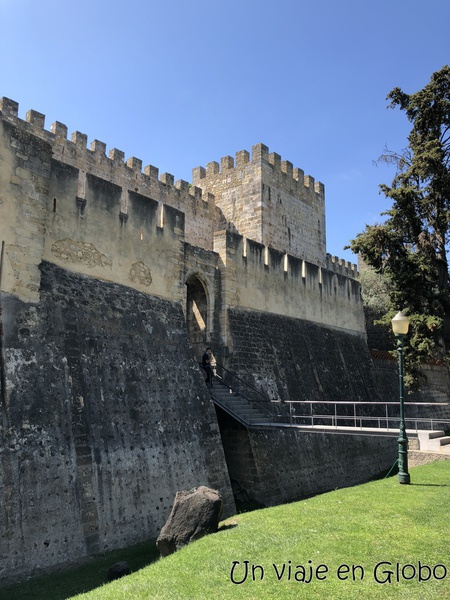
[185, 273, 211, 355]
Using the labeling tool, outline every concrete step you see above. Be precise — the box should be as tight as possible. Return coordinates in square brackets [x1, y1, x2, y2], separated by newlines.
[427, 430, 446, 439]
[428, 436, 450, 447]
[211, 382, 273, 425]
[222, 401, 250, 409]
[226, 406, 265, 417]
[418, 430, 450, 453]
[212, 391, 236, 400]
[213, 385, 236, 396]
[218, 395, 245, 402]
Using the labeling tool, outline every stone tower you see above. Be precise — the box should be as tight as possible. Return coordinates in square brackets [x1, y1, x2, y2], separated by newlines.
[192, 142, 326, 265]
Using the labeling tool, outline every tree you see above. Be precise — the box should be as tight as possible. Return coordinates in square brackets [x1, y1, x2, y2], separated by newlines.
[347, 65, 450, 389]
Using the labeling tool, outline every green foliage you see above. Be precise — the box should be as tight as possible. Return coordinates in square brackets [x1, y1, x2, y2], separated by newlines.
[348, 66, 450, 388]
[375, 310, 443, 388]
[358, 269, 390, 313]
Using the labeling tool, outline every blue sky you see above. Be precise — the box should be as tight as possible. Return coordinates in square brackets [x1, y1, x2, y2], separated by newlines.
[1, 0, 449, 263]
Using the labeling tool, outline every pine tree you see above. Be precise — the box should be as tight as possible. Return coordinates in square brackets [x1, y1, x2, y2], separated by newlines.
[347, 66, 450, 388]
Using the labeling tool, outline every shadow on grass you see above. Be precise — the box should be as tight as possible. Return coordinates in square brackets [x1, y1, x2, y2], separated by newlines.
[218, 522, 239, 532]
[0, 540, 160, 600]
[411, 483, 450, 487]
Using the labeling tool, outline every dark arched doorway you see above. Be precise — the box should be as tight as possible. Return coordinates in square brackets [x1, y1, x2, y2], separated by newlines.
[185, 274, 209, 355]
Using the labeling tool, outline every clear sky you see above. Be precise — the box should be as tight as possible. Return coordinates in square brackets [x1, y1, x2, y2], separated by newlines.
[1, 0, 449, 263]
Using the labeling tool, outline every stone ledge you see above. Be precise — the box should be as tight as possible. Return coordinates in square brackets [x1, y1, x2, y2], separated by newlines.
[408, 450, 450, 467]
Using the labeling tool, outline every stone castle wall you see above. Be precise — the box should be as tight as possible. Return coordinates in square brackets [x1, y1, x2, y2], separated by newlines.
[214, 232, 363, 345]
[218, 409, 398, 507]
[0, 96, 362, 349]
[0, 103, 186, 305]
[0, 99, 237, 583]
[226, 308, 379, 403]
[0, 96, 368, 584]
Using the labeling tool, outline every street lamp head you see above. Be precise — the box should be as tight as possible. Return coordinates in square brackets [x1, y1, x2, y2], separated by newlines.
[391, 311, 410, 336]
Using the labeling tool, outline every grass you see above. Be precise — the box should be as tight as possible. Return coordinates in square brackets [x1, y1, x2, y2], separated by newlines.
[0, 542, 160, 600]
[2, 461, 450, 600]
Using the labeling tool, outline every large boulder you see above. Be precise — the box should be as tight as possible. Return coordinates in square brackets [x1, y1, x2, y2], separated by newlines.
[156, 486, 223, 556]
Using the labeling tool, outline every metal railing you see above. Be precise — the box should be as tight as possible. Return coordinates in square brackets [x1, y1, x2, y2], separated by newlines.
[280, 400, 450, 432]
[202, 362, 450, 432]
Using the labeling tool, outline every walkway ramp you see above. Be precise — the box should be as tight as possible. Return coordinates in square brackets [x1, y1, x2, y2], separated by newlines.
[206, 363, 450, 440]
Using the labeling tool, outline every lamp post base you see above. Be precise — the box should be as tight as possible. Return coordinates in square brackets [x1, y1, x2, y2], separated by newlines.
[398, 472, 410, 485]
[398, 436, 410, 484]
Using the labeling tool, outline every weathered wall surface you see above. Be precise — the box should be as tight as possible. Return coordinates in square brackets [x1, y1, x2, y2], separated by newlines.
[45, 159, 187, 302]
[372, 357, 450, 427]
[0, 113, 188, 305]
[226, 308, 374, 402]
[0, 97, 223, 255]
[213, 232, 364, 343]
[0, 263, 233, 584]
[0, 115, 51, 302]
[217, 409, 398, 507]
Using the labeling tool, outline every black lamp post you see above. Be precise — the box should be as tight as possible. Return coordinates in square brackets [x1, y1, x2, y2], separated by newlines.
[391, 311, 410, 484]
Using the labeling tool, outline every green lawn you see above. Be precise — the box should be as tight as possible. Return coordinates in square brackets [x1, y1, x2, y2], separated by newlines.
[2, 461, 450, 600]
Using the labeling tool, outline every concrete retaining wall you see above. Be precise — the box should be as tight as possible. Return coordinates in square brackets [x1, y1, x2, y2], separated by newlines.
[217, 408, 398, 506]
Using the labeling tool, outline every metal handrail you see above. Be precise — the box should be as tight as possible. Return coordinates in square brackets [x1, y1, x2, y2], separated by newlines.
[200, 362, 450, 431]
[209, 362, 282, 419]
[282, 399, 450, 431]
[288, 412, 450, 432]
[278, 400, 450, 406]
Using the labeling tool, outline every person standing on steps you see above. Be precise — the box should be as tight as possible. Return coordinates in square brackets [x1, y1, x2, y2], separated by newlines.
[209, 348, 217, 378]
[202, 347, 213, 388]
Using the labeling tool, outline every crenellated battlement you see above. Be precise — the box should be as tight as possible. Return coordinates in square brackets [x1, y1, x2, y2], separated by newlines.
[1, 99, 326, 207]
[325, 253, 358, 277]
[213, 230, 362, 334]
[193, 142, 325, 197]
[0, 97, 216, 210]
[1, 95, 357, 329]
[0, 96, 222, 253]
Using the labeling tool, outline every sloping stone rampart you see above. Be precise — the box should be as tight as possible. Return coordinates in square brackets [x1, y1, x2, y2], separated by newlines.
[0, 262, 233, 584]
[227, 308, 377, 403]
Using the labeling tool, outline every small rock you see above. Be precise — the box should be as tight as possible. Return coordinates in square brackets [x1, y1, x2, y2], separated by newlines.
[107, 561, 131, 581]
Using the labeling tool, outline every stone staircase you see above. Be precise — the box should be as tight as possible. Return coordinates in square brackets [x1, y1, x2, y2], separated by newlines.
[209, 379, 273, 426]
[417, 430, 450, 454]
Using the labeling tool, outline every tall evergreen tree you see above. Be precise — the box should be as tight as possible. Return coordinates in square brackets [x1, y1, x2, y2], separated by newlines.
[348, 66, 450, 388]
